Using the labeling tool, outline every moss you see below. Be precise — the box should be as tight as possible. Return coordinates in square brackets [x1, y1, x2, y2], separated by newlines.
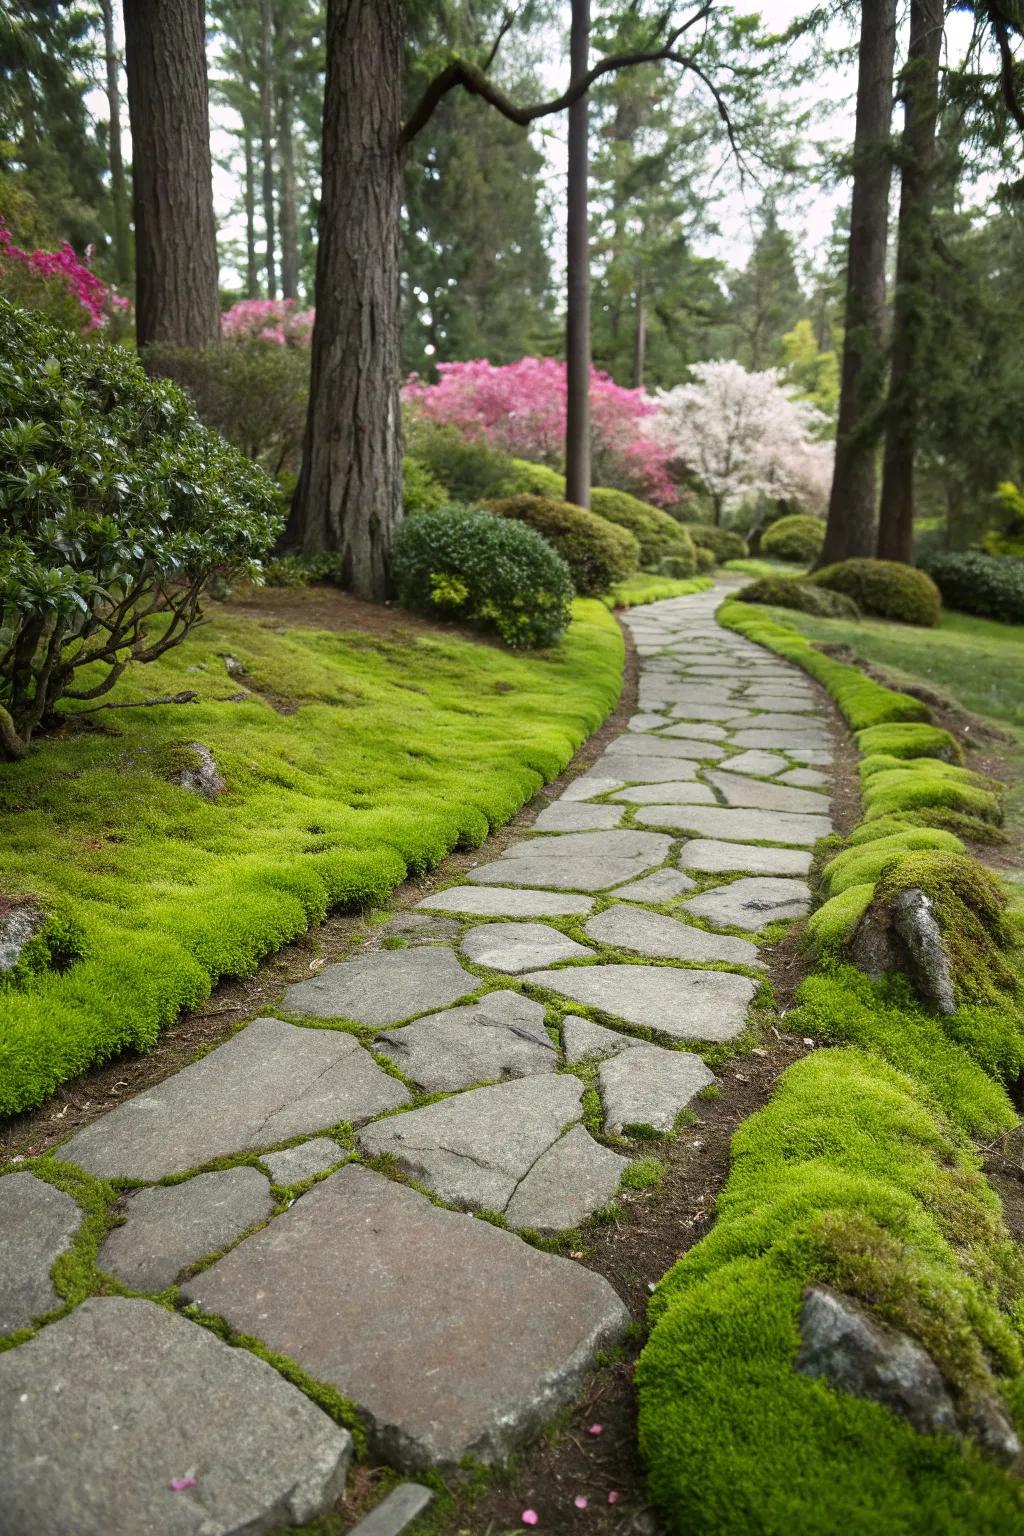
[806, 883, 875, 956]
[606, 574, 713, 609]
[855, 722, 963, 764]
[621, 1156, 665, 1190]
[736, 575, 859, 620]
[0, 597, 624, 1116]
[871, 851, 1015, 1004]
[862, 766, 1003, 825]
[823, 829, 966, 897]
[638, 1050, 1024, 1535]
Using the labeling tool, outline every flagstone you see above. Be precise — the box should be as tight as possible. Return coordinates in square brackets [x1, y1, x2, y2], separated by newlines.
[522, 964, 756, 1042]
[561, 1015, 642, 1065]
[633, 804, 832, 845]
[584, 905, 762, 967]
[719, 750, 790, 778]
[705, 769, 832, 814]
[685, 876, 812, 930]
[283, 946, 476, 1025]
[778, 767, 830, 789]
[610, 867, 697, 902]
[677, 838, 813, 877]
[598, 1045, 717, 1135]
[0, 1174, 81, 1336]
[376, 992, 557, 1092]
[532, 800, 624, 831]
[459, 921, 590, 973]
[263, 1137, 347, 1186]
[417, 885, 595, 918]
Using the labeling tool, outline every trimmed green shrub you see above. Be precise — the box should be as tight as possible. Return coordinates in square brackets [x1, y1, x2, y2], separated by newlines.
[736, 576, 859, 620]
[812, 559, 941, 627]
[658, 555, 698, 580]
[694, 544, 716, 573]
[589, 487, 697, 572]
[494, 458, 567, 499]
[679, 523, 749, 563]
[392, 506, 574, 648]
[922, 551, 1024, 625]
[402, 456, 448, 516]
[136, 340, 310, 478]
[403, 420, 520, 504]
[0, 299, 281, 760]
[760, 513, 825, 564]
[483, 494, 639, 595]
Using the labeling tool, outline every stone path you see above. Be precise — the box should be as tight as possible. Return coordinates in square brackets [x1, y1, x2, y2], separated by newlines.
[0, 585, 838, 1533]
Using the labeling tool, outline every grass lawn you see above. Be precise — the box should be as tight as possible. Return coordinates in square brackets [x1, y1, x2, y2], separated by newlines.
[753, 603, 1024, 845]
[0, 595, 624, 1116]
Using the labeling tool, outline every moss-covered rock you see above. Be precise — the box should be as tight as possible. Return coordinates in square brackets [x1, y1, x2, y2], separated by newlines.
[855, 722, 963, 765]
[823, 829, 966, 898]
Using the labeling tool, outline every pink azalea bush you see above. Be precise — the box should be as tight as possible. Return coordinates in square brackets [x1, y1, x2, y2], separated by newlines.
[0, 222, 130, 331]
[403, 357, 678, 506]
[221, 298, 315, 347]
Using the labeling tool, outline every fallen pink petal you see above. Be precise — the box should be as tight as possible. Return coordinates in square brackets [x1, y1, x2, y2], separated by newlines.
[608, 1491, 621, 1504]
[574, 1494, 589, 1509]
[587, 1423, 603, 1435]
[521, 1511, 540, 1527]
[168, 1478, 197, 1492]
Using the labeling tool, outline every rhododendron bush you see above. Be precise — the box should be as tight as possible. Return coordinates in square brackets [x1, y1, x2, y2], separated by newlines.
[0, 223, 130, 332]
[403, 357, 677, 506]
[651, 360, 835, 521]
[221, 298, 315, 347]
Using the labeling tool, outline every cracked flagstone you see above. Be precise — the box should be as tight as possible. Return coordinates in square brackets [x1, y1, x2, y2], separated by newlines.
[376, 992, 557, 1092]
[584, 904, 763, 967]
[599, 1044, 717, 1135]
[685, 875, 812, 930]
[0, 1174, 82, 1336]
[460, 921, 590, 972]
[522, 963, 757, 1042]
[283, 946, 475, 1025]
[416, 885, 595, 918]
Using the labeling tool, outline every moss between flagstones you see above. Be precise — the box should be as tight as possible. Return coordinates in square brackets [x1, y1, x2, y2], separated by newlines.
[636, 598, 1024, 1534]
[0, 598, 623, 1117]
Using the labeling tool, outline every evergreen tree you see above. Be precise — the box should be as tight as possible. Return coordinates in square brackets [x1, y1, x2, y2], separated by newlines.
[724, 199, 806, 370]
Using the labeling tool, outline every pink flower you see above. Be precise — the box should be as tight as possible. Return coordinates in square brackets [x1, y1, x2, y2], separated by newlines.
[0, 221, 131, 331]
[522, 1510, 540, 1526]
[574, 1494, 589, 1509]
[221, 297, 314, 348]
[587, 1423, 603, 1436]
[402, 356, 678, 505]
[608, 1492, 621, 1504]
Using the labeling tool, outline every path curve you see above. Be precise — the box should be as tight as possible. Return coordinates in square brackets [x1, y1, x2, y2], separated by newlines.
[1, 585, 839, 1534]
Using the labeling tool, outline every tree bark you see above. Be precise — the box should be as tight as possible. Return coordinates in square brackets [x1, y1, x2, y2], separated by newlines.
[277, 66, 300, 300]
[285, 0, 404, 600]
[124, 0, 220, 350]
[259, 0, 277, 298]
[877, 0, 943, 564]
[633, 279, 646, 389]
[564, 0, 592, 509]
[101, 0, 131, 287]
[244, 119, 259, 298]
[818, 0, 897, 565]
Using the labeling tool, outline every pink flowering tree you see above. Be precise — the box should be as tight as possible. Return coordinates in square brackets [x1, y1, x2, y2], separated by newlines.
[221, 298, 315, 348]
[649, 360, 835, 524]
[0, 223, 131, 333]
[403, 357, 678, 506]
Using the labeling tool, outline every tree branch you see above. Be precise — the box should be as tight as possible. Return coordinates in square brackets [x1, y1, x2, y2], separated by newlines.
[70, 690, 199, 716]
[990, 13, 1024, 135]
[400, 5, 715, 147]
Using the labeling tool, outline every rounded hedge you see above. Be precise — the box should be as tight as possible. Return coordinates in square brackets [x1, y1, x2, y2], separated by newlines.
[679, 523, 749, 563]
[589, 487, 697, 573]
[494, 458, 568, 499]
[694, 543, 716, 573]
[922, 551, 1024, 625]
[812, 559, 941, 627]
[392, 505, 574, 649]
[736, 576, 860, 620]
[760, 514, 825, 564]
[483, 494, 638, 595]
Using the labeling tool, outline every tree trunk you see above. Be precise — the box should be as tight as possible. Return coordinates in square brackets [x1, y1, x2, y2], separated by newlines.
[123, 0, 220, 350]
[244, 119, 259, 298]
[101, 0, 131, 287]
[259, 0, 277, 299]
[877, 0, 943, 564]
[564, 0, 591, 508]
[633, 279, 646, 389]
[818, 0, 897, 565]
[285, 0, 404, 601]
[277, 69, 300, 300]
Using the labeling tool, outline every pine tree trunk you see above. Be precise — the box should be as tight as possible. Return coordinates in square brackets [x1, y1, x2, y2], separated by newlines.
[818, 0, 897, 565]
[124, 0, 220, 350]
[633, 280, 646, 389]
[244, 120, 259, 298]
[277, 70, 300, 300]
[101, 0, 131, 287]
[285, 0, 404, 601]
[259, 0, 277, 298]
[564, 0, 592, 509]
[877, 0, 943, 564]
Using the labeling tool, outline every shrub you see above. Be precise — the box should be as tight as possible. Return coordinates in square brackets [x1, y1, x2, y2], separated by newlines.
[403, 419, 520, 504]
[494, 459, 567, 498]
[736, 576, 859, 620]
[392, 506, 574, 648]
[0, 300, 281, 760]
[760, 513, 825, 564]
[694, 544, 716, 572]
[679, 523, 749, 563]
[483, 495, 638, 596]
[812, 559, 941, 626]
[402, 456, 448, 517]
[145, 341, 310, 478]
[658, 555, 697, 580]
[922, 551, 1024, 625]
[982, 482, 1024, 558]
[589, 487, 697, 572]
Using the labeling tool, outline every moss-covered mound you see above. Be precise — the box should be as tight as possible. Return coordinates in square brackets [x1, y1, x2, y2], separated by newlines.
[736, 575, 860, 620]
[812, 559, 942, 627]
[855, 722, 963, 764]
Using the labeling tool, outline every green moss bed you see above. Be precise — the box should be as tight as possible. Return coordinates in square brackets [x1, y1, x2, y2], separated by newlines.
[638, 600, 1024, 1534]
[0, 598, 624, 1116]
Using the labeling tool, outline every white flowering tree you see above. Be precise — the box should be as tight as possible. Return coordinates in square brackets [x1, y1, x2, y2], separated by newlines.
[650, 359, 835, 525]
